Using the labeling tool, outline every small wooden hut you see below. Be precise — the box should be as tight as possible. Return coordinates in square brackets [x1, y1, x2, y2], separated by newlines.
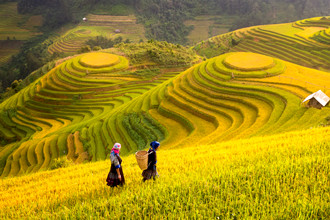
[302, 90, 330, 109]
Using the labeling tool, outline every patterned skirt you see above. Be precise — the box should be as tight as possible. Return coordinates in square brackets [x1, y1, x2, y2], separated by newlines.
[142, 168, 158, 181]
[106, 168, 125, 187]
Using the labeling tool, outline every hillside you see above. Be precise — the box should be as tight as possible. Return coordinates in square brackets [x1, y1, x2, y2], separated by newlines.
[0, 126, 329, 218]
[194, 16, 330, 72]
[0, 47, 329, 177]
[104, 51, 330, 150]
[0, 2, 41, 65]
[47, 14, 146, 55]
[0, 14, 330, 219]
[0, 42, 198, 177]
[1, 1, 329, 92]
[15, 0, 330, 45]
[184, 15, 237, 45]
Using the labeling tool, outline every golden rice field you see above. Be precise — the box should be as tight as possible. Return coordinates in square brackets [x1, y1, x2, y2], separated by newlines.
[79, 52, 120, 68]
[0, 49, 194, 177]
[0, 16, 330, 218]
[0, 48, 329, 178]
[200, 16, 330, 71]
[0, 126, 329, 219]
[223, 52, 275, 71]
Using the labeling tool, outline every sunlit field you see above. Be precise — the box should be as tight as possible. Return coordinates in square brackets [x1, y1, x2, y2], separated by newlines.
[0, 15, 330, 219]
[0, 126, 329, 219]
[198, 16, 330, 71]
[1, 49, 329, 177]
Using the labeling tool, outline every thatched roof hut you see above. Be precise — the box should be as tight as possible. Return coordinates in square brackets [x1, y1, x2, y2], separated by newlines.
[303, 90, 330, 109]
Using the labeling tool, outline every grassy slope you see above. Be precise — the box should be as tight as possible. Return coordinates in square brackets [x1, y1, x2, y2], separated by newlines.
[0, 126, 329, 219]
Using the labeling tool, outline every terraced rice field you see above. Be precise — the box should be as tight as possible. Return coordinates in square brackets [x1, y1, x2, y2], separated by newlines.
[204, 16, 330, 71]
[184, 16, 234, 45]
[48, 14, 146, 54]
[48, 29, 93, 54]
[1, 49, 329, 177]
[0, 40, 24, 65]
[0, 2, 41, 64]
[110, 51, 329, 150]
[0, 2, 41, 41]
[0, 51, 186, 177]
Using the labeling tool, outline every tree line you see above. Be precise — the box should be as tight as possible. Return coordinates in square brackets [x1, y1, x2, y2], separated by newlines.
[15, 0, 330, 39]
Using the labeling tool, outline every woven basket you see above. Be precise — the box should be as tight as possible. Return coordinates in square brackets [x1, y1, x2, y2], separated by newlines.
[135, 150, 148, 170]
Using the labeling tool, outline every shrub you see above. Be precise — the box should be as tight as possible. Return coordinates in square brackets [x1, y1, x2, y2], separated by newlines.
[92, 46, 102, 51]
[49, 157, 73, 170]
[78, 45, 91, 53]
[11, 80, 19, 89]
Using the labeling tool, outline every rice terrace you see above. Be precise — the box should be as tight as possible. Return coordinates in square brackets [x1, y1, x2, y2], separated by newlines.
[0, 0, 330, 219]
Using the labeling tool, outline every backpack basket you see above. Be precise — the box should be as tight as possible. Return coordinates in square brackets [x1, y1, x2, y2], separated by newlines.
[135, 150, 148, 170]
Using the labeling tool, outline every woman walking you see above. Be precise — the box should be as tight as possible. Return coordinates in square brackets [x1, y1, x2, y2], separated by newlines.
[106, 143, 125, 187]
[142, 141, 160, 182]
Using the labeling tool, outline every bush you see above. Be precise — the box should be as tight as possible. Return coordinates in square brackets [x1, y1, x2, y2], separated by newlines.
[85, 36, 125, 50]
[50, 157, 73, 170]
[78, 45, 91, 53]
[11, 80, 19, 89]
[93, 46, 102, 51]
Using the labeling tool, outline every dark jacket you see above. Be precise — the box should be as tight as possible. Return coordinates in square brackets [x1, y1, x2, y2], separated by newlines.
[147, 148, 157, 170]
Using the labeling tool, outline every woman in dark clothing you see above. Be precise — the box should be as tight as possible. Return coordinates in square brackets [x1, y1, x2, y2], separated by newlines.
[142, 141, 160, 181]
[106, 143, 125, 187]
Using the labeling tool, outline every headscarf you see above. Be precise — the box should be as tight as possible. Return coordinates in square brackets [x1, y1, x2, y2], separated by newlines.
[111, 143, 121, 155]
[150, 141, 160, 151]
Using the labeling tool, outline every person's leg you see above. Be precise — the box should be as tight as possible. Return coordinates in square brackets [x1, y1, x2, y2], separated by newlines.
[153, 169, 158, 180]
